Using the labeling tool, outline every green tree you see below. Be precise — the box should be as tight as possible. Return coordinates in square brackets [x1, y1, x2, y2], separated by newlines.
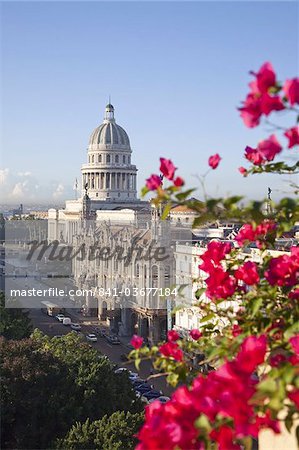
[56, 411, 144, 450]
[32, 330, 142, 422]
[0, 337, 76, 449]
[1, 330, 142, 449]
[0, 293, 32, 340]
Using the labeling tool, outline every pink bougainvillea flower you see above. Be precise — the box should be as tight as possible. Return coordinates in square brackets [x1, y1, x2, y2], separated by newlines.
[199, 241, 232, 269]
[159, 341, 184, 361]
[239, 93, 262, 128]
[236, 223, 256, 245]
[238, 166, 248, 176]
[236, 220, 276, 247]
[289, 335, 299, 355]
[283, 78, 299, 105]
[257, 134, 282, 162]
[167, 330, 180, 342]
[260, 93, 285, 115]
[235, 335, 267, 374]
[131, 334, 144, 349]
[210, 425, 239, 450]
[269, 352, 287, 368]
[173, 176, 184, 187]
[232, 324, 242, 337]
[189, 329, 202, 340]
[253, 62, 277, 94]
[289, 288, 299, 300]
[146, 174, 162, 190]
[284, 126, 299, 148]
[288, 389, 299, 408]
[265, 247, 299, 287]
[205, 266, 237, 300]
[208, 153, 221, 169]
[244, 146, 265, 165]
[235, 261, 260, 285]
[160, 158, 177, 180]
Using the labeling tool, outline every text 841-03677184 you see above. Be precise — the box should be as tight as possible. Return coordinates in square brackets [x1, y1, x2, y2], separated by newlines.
[96, 287, 178, 297]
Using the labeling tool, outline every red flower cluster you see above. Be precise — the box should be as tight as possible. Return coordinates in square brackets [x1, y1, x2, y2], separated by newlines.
[264, 247, 299, 287]
[167, 330, 180, 342]
[235, 261, 260, 285]
[137, 335, 279, 450]
[208, 153, 221, 170]
[283, 78, 299, 105]
[284, 126, 299, 149]
[236, 220, 276, 247]
[239, 62, 285, 128]
[159, 341, 183, 362]
[131, 334, 144, 349]
[244, 135, 282, 165]
[199, 241, 236, 300]
[146, 158, 184, 191]
[189, 329, 202, 340]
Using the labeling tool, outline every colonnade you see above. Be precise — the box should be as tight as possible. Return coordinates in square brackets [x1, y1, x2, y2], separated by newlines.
[82, 172, 137, 191]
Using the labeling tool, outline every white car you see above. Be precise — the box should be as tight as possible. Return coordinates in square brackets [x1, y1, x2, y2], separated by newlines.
[71, 323, 81, 331]
[55, 314, 65, 322]
[114, 368, 139, 380]
[148, 396, 170, 404]
[86, 333, 97, 342]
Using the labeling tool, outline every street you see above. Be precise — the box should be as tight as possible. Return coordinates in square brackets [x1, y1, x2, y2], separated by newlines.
[29, 307, 173, 397]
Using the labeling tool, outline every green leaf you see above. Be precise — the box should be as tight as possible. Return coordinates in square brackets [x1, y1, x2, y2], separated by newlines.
[284, 322, 299, 340]
[194, 414, 211, 432]
[258, 378, 277, 394]
[161, 202, 172, 220]
[141, 186, 149, 197]
[200, 313, 215, 324]
[175, 189, 195, 201]
[251, 298, 263, 316]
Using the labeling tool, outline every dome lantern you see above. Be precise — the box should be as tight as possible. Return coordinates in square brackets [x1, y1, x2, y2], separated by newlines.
[104, 103, 115, 122]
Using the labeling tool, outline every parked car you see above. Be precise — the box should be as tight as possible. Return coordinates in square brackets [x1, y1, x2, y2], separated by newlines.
[142, 390, 163, 400]
[114, 367, 128, 375]
[148, 396, 170, 404]
[131, 379, 146, 387]
[71, 323, 81, 331]
[94, 327, 107, 337]
[55, 314, 65, 322]
[62, 317, 71, 326]
[105, 335, 120, 345]
[86, 333, 97, 342]
[135, 384, 154, 394]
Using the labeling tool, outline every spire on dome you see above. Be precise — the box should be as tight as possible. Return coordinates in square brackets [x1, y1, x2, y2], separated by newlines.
[104, 101, 115, 121]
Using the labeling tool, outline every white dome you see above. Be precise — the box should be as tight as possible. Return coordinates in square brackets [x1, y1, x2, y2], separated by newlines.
[89, 104, 130, 148]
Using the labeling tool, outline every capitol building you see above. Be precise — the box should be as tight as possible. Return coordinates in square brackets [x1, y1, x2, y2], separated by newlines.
[48, 103, 189, 342]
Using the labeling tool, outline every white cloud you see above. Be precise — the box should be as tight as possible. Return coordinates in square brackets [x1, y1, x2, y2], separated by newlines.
[0, 168, 9, 185]
[52, 183, 65, 199]
[0, 167, 76, 204]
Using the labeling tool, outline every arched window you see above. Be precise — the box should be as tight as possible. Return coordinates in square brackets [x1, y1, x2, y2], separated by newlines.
[107, 154, 110, 163]
[123, 155, 126, 164]
[164, 266, 170, 287]
[98, 154, 102, 163]
[152, 265, 159, 288]
[92, 155, 94, 163]
[135, 264, 139, 278]
[115, 155, 119, 163]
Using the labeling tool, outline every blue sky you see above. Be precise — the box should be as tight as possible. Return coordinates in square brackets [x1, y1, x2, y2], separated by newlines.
[1, 1, 298, 205]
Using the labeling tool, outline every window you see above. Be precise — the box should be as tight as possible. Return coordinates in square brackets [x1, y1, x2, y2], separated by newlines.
[107, 155, 110, 163]
[98, 154, 102, 163]
[118, 193, 120, 197]
[115, 155, 119, 163]
[92, 155, 94, 163]
[123, 155, 126, 164]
